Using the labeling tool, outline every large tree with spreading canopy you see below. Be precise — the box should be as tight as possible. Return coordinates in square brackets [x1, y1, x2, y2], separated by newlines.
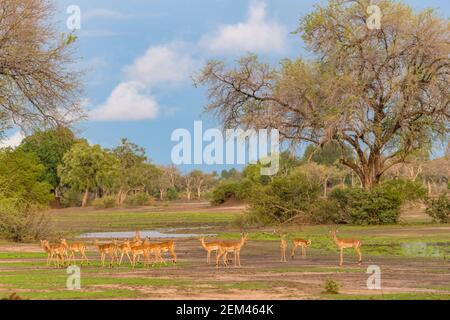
[196, 0, 449, 188]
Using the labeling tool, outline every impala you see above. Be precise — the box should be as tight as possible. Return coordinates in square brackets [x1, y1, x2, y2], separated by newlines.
[199, 238, 220, 264]
[154, 240, 177, 264]
[94, 239, 117, 268]
[216, 233, 248, 268]
[116, 239, 133, 266]
[280, 235, 288, 263]
[60, 239, 89, 265]
[329, 228, 362, 266]
[40, 240, 66, 268]
[130, 239, 151, 269]
[291, 238, 311, 259]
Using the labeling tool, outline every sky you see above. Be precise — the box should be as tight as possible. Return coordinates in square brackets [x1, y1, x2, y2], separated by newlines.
[1, 0, 449, 173]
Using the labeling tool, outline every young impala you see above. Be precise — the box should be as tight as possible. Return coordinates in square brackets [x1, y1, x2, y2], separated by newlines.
[60, 239, 89, 265]
[94, 239, 117, 268]
[199, 238, 221, 264]
[280, 235, 288, 263]
[329, 228, 362, 266]
[216, 233, 248, 268]
[291, 238, 312, 259]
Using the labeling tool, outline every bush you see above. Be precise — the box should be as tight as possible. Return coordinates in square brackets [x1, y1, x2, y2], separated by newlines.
[60, 190, 83, 208]
[166, 188, 179, 201]
[247, 172, 321, 225]
[381, 180, 427, 204]
[0, 199, 52, 242]
[210, 181, 241, 206]
[308, 198, 342, 224]
[426, 194, 450, 223]
[93, 196, 116, 209]
[330, 186, 401, 225]
[124, 193, 154, 207]
[324, 279, 340, 294]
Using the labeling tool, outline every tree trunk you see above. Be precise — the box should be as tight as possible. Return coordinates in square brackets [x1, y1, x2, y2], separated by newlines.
[197, 187, 201, 200]
[159, 189, 164, 201]
[186, 190, 191, 200]
[82, 188, 89, 207]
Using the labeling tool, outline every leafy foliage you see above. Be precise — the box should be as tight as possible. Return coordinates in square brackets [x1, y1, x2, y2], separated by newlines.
[329, 186, 401, 225]
[18, 127, 77, 189]
[426, 194, 450, 223]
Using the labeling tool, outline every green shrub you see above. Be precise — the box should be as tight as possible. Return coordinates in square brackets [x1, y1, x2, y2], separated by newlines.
[308, 198, 342, 224]
[426, 194, 450, 223]
[60, 190, 83, 208]
[246, 171, 321, 225]
[381, 179, 427, 204]
[324, 279, 340, 294]
[93, 196, 116, 209]
[0, 199, 52, 242]
[330, 186, 401, 225]
[166, 188, 179, 201]
[210, 180, 241, 206]
[124, 193, 154, 207]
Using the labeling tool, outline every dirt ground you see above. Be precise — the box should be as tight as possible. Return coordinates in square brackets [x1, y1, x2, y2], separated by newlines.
[0, 202, 449, 300]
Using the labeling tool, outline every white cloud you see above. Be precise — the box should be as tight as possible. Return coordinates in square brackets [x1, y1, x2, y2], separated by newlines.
[124, 42, 195, 86]
[0, 131, 25, 148]
[89, 82, 158, 121]
[201, 1, 287, 54]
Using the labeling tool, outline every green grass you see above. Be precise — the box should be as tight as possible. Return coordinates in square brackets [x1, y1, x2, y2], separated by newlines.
[0, 252, 46, 259]
[52, 210, 239, 235]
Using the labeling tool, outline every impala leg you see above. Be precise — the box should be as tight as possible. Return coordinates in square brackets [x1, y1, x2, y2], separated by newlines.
[170, 248, 177, 264]
[207, 251, 211, 264]
[291, 244, 297, 259]
[339, 248, 344, 266]
[356, 246, 362, 265]
[237, 251, 242, 267]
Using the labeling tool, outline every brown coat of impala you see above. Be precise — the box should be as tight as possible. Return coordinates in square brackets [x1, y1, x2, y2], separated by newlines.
[216, 233, 248, 268]
[199, 238, 221, 264]
[291, 238, 311, 259]
[60, 239, 89, 265]
[329, 229, 362, 266]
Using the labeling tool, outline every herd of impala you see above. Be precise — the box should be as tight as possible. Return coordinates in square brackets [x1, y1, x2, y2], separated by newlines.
[39, 228, 362, 269]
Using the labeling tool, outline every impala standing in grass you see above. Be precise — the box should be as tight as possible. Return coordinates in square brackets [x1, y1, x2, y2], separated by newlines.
[94, 239, 117, 268]
[199, 238, 221, 265]
[216, 233, 248, 268]
[330, 228, 362, 266]
[60, 239, 89, 265]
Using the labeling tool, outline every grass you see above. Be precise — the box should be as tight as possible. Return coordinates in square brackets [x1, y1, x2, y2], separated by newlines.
[52, 210, 239, 235]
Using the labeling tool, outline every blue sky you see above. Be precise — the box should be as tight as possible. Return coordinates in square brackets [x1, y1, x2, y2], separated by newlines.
[2, 0, 449, 173]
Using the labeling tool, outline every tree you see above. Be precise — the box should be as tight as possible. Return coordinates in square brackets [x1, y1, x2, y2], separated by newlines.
[58, 142, 116, 207]
[196, 0, 449, 189]
[112, 139, 147, 205]
[0, 148, 53, 205]
[190, 170, 215, 200]
[18, 127, 77, 196]
[0, 0, 83, 133]
[296, 162, 345, 197]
